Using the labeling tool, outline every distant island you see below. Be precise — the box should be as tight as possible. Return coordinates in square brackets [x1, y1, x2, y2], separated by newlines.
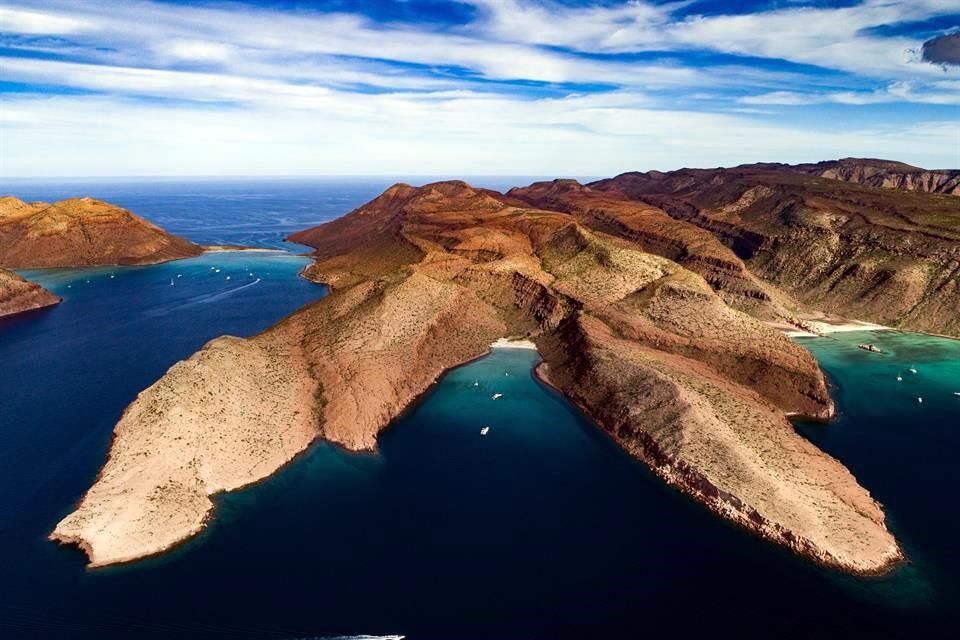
[45, 157, 960, 575]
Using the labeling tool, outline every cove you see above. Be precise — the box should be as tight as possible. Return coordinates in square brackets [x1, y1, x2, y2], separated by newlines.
[4, 337, 956, 637]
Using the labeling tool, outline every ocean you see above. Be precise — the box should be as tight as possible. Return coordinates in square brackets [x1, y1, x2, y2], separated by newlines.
[0, 179, 957, 638]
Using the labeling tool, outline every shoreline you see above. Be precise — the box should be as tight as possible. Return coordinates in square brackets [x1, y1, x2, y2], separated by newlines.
[531, 361, 904, 578]
[489, 337, 538, 350]
[202, 245, 290, 254]
[768, 317, 894, 338]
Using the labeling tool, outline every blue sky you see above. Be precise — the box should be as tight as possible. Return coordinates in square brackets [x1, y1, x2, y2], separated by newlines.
[0, 0, 957, 176]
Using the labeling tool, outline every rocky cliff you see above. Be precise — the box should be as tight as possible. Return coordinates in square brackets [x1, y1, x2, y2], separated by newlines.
[0, 196, 202, 268]
[591, 165, 960, 336]
[0, 268, 60, 319]
[791, 158, 960, 196]
[53, 180, 901, 574]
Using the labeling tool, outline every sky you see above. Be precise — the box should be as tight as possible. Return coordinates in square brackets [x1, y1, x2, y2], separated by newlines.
[0, 0, 957, 177]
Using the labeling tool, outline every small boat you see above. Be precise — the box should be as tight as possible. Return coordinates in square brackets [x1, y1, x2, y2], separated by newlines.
[226, 276, 231, 280]
[918, 397, 923, 404]
[857, 343, 881, 353]
[896, 375, 902, 382]
[909, 367, 918, 374]
[492, 393, 503, 400]
[210, 267, 215, 270]
[480, 426, 490, 436]
[109, 273, 115, 279]
[954, 392, 960, 397]
[249, 272, 254, 277]
[473, 381, 479, 387]
[214, 269, 221, 273]
[177, 274, 182, 278]
[170, 279, 175, 286]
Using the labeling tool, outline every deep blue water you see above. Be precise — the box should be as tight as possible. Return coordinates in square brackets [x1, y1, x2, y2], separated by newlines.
[0, 181, 958, 638]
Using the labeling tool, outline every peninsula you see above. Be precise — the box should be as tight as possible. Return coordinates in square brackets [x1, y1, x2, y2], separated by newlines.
[53, 172, 918, 574]
[0, 268, 60, 319]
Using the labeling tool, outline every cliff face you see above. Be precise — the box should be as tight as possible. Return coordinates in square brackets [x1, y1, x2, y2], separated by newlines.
[591, 166, 960, 336]
[0, 268, 60, 319]
[791, 158, 960, 196]
[0, 196, 203, 268]
[53, 180, 901, 574]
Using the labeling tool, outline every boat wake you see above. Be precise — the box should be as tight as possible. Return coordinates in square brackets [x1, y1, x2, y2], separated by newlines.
[144, 279, 262, 316]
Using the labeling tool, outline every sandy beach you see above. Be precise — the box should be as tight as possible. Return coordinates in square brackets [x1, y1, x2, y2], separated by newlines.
[769, 316, 893, 338]
[490, 337, 538, 350]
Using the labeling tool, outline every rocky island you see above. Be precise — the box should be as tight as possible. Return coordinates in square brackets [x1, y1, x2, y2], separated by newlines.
[0, 196, 202, 268]
[52, 169, 927, 574]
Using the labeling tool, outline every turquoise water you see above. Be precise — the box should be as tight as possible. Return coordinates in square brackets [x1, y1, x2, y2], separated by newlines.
[0, 180, 957, 637]
[793, 331, 960, 614]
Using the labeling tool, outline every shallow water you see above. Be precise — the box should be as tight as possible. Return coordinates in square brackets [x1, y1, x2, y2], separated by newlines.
[0, 181, 957, 637]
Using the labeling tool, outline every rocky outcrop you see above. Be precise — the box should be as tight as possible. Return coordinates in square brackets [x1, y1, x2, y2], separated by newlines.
[0, 268, 60, 319]
[591, 165, 960, 337]
[53, 180, 900, 574]
[791, 158, 960, 196]
[0, 196, 202, 268]
[508, 179, 786, 318]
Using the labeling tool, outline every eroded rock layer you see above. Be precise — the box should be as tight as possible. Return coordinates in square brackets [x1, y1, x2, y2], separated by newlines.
[792, 158, 960, 196]
[0, 268, 60, 319]
[591, 164, 960, 336]
[53, 180, 901, 574]
[0, 196, 202, 268]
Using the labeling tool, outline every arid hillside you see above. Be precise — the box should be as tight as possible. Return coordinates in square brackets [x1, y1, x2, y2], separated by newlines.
[0, 268, 60, 319]
[590, 163, 960, 336]
[0, 196, 202, 268]
[55, 180, 901, 575]
[791, 158, 960, 196]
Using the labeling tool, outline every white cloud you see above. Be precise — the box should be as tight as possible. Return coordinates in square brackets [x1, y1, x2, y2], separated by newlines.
[741, 81, 960, 106]
[0, 6, 93, 34]
[2, 92, 955, 177]
[158, 39, 236, 63]
[1, 0, 957, 176]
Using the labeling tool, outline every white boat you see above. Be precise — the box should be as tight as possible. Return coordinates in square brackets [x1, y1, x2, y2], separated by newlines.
[909, 367, 918, 374]
[954, 392, 960, 397]
[918, 397, 923, 404]
[896, 375, 902, 382]
[177, 274, 182, 278]
[226, 276, 231, 280]
[480, 426, 490, 436]
[214, 269, 221, 273]
[109, 273, 115, 279]
[473, 381, 479, 387]
[170, 279, 175, 286]
[491, 393, 503, 400]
